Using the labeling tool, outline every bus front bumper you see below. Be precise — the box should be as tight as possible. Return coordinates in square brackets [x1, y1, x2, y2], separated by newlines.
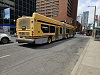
[16, 38, 35, 43]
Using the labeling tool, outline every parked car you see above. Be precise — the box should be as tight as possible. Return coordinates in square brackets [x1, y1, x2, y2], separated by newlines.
[0, 33, 11, 44]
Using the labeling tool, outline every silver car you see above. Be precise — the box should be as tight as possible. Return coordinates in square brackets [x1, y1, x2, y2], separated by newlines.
[0, 33, 11, 44]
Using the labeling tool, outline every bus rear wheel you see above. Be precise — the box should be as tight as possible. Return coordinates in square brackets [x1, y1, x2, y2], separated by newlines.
[72, 34, 75, 38]
[48, 37, 52, 44]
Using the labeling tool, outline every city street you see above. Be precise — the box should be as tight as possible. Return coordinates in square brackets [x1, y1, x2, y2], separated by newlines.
[0, 35, 90, 75]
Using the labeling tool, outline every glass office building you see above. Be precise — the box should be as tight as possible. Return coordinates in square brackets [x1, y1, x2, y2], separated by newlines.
[0, 0, 36, 34]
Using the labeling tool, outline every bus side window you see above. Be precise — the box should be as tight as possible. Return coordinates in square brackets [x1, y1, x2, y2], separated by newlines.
[66, 28, 69, 33]
[60, 27, 62, 34]
[50, 26, 55, 33]
[41, 24, 49, 33]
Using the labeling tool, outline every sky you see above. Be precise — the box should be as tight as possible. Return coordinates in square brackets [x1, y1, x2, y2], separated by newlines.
[4, 8, 10, 19]
[77, 0, 100, 23]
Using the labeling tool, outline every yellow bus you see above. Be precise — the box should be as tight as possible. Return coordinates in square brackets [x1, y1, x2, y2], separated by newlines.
[16, 13, 75, 44]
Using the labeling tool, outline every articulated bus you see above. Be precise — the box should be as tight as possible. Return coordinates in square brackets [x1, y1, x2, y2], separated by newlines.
[16, 13, 75, 44]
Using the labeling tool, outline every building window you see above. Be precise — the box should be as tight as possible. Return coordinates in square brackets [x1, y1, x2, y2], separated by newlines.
[46, 6, 51, 8]
[53, 8, 59, 10]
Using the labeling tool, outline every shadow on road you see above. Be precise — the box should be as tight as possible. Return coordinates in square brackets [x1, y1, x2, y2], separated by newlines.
[0, 41, 14, 45]
[19, 38, 74, 49]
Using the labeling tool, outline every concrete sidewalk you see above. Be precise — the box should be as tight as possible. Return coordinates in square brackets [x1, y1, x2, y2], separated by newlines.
[71, 37, 100, 75]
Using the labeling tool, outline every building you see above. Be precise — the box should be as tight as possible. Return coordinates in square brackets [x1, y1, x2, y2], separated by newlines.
[82, 11, 89, 27]
[36, 0, 78, 26]
[80, 11, 89, 30]
[0, 0, 36, 34]
[77, 15, 82, 23]
[76, 21, 82, 32]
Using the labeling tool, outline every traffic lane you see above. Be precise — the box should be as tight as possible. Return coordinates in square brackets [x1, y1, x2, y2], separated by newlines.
[0, 41, 14, 45]
[0, 37, 82, 58]
[0, 37, 75, 56]
[0, 36, 90, 75]
[0, 36, 89, 73]
[0, 38, 72, 73]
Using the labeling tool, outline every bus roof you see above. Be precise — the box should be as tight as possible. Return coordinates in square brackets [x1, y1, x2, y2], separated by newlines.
[66, 24, 74, 29]
[17, 16, 31, 20]
[32, 13, 63, 26]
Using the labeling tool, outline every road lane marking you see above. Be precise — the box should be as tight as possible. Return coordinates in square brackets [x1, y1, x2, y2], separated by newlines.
[0, 55, 10, 59]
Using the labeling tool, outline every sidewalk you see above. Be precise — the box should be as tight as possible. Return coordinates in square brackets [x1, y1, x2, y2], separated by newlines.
[71, 37, 100, 75]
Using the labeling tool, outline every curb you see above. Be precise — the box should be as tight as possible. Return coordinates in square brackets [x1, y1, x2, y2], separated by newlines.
[70, 37, 92, 75]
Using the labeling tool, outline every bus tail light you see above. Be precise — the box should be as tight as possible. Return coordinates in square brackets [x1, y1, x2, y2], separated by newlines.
[16, 31, 17, 35]
[32, 31, 34, 38]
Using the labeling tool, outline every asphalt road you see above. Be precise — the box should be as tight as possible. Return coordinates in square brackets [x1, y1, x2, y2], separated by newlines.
[0, 35, 90, 75]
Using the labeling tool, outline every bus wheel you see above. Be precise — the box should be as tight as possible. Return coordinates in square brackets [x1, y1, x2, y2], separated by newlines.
[48, 37, 52, 44]
[72, 34, 74, 38]
[68, 35, 69, 38]
[66, 35, 68, 39]
[1, 37, 9, 44]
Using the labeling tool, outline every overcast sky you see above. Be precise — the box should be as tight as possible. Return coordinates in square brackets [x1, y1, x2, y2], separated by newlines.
[77, 0, 100, 23]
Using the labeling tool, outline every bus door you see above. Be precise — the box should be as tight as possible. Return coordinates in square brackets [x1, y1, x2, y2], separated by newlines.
[56, 27, 59, 39]
[63, 26, 66, 38]
[62, 24, 66, 38]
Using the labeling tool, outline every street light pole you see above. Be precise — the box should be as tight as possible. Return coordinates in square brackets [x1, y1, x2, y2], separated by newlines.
[94, 6, 96, 29]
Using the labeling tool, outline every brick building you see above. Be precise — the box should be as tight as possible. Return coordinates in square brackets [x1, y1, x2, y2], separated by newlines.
[36, 0, 78, 26]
